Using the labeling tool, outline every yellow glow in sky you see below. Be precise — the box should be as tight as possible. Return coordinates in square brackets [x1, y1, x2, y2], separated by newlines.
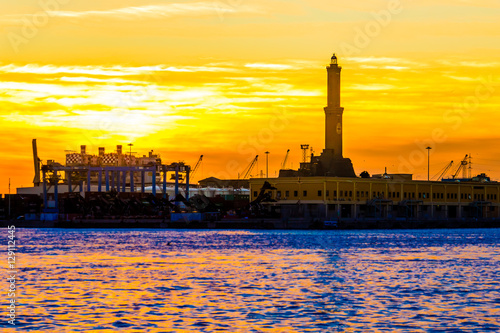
[1, 0, 500, 193]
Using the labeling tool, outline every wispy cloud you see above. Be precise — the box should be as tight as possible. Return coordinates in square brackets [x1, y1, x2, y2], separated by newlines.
[347, 57, 416, 65]
[439, 60, 500, 68]
[348, 83, 398, 91]
[445, 75, 477, 82]
[1, 2, 262, 24]
[0, 64, 238, 77]
[245, 63, 293, 70]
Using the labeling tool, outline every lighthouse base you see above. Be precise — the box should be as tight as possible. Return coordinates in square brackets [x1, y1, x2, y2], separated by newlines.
[278, 149, 356, 178]
[313, 149, 356, 177]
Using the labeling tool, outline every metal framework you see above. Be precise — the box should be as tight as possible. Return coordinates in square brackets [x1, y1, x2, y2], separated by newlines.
[41, 163, 191, 213]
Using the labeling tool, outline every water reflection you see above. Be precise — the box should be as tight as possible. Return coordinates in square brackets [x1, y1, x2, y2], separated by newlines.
[7, 229, 500, 331]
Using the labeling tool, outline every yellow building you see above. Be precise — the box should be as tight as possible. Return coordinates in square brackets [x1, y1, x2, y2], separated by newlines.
[249, 176, 500, 225]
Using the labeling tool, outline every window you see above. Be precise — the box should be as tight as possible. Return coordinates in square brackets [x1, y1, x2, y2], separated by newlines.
[433, 193, 436, 199]
[326, 190, 329, 197]
[361, 191, 364, 198]
[374, 191, 377, 197]
[285, 190, 289, 197]
[441, 193, 444, 199]
[294, 190, 298, 197]
[253, 191, 258, 197]
[303, 190, 307, 197]
[356, 191, 360, 197]
[461, 193, 463, 199]
[427, 193, 430, 199]
[366, 191, 369, 197]
[418, 193, 422, 199]
[412, 192, 415, 199]
[318, 190, 322, 197]
[349, 191, 353, 197]
[389, 192, 392, 198]
[404, 192, 407, 198]
[334, 190, 337, 197]
[468, 194, 471, 200]
[340, 190, 343, 196]
[277, 191, 281, 198]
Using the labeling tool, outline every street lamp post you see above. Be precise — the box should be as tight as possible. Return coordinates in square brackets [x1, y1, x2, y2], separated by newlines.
[426, 147, 432, 181]
[128, 143, 133, 166]
[265, 151, 269, 178]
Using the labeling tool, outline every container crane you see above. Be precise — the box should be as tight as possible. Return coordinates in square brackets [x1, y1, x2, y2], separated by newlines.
[281, 149, 290, 169]
[239, 155, 258, 179]
[452, 155, 469, 179]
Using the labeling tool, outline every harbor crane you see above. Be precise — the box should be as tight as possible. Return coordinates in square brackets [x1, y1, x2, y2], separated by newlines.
[180, 155, 203, 183]
[432, 161, 454, 180]
[32, 139, 41, 186]
[239, 155, 258, 179]
[281, 149, 290, 169]
[452, 155, 469, 179]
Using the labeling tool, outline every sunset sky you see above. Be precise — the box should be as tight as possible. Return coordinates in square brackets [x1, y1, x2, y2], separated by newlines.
[1, 0, 499, 193]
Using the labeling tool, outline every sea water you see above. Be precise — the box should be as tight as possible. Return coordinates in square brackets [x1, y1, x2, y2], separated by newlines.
[5, 228, 500, 332]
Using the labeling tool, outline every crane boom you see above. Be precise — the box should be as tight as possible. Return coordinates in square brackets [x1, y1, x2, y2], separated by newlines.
[32, 139, 41, 186]
[281, 149, 290, 169]
[240, 155, 258, 179]
[452, 155, 468, 179]
[191, 155, 203, 177]
[433, 160, 453, 180]
[180, 155, 203, 184]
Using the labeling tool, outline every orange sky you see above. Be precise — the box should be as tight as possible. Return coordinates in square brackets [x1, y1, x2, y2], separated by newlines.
[1, 0, 500, 194]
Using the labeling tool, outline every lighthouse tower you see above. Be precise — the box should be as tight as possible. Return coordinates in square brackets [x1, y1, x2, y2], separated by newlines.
[313, 53, 356, 177]
[325, 54, 344, 156]
[279, 53, 356, 178]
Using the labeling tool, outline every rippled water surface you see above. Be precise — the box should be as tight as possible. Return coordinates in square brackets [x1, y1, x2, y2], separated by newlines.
[6, 228, 500, 332]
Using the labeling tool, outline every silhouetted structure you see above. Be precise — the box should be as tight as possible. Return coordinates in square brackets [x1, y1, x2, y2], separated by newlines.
[280, 54, 355, 177]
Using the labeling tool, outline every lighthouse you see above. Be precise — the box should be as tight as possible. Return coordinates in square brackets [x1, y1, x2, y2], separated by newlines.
[313, 53, 356, 177]
[324, 54, 344, 156]
[279, 53, 356, 178]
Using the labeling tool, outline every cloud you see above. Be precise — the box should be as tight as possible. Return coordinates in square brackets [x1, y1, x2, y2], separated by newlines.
[1, 2, 262, 24]
[0, 64, 239, 77]
[348, 83, 397, 91]
[244, 63, 293, 70]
